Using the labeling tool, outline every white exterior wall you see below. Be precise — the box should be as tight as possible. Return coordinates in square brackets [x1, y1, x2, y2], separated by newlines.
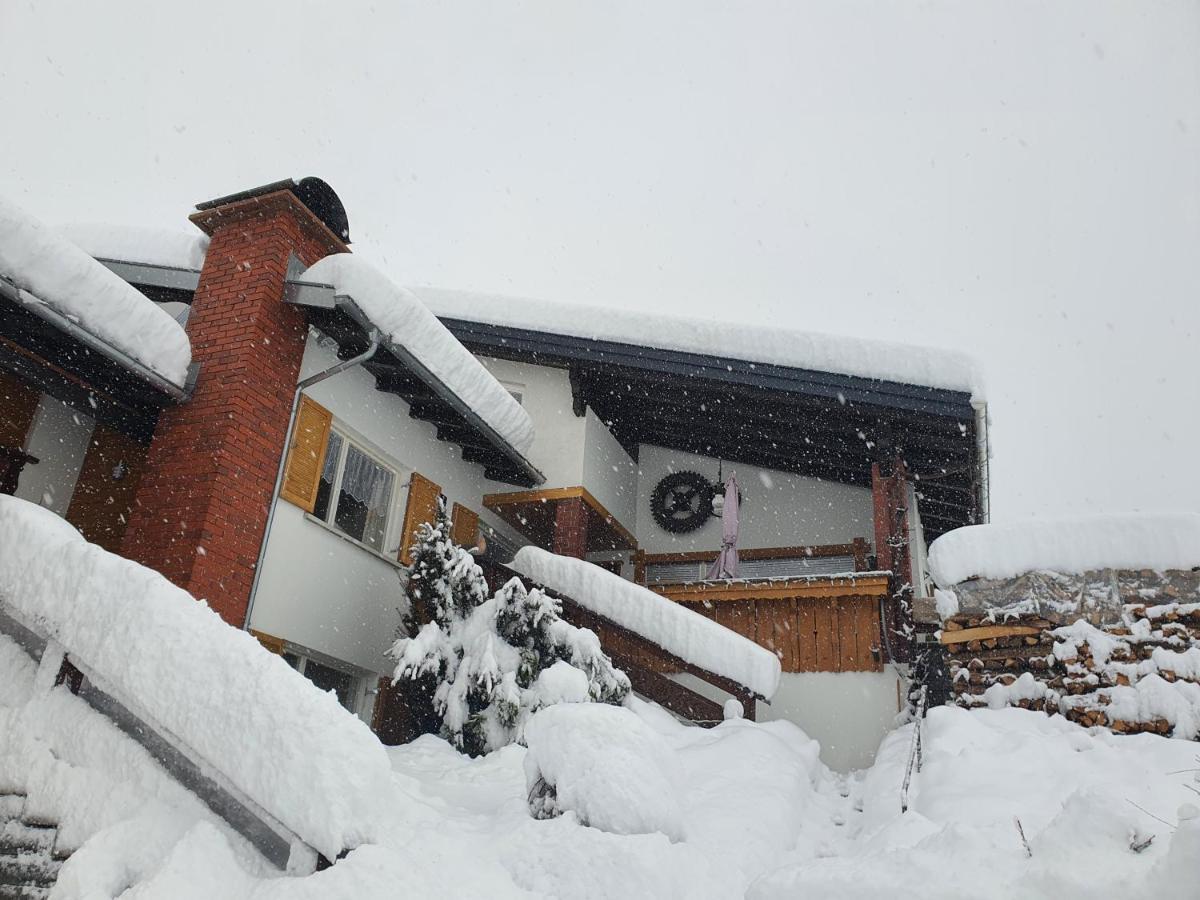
[634, 444, 874, 555]
[476, 356, 585, 487]
[581, 409, 637, 531]
[250, 334, 528, 690]
[15, 395, 94, 515]
[477, 356, 638, 533]
[674, 667, 903, 772]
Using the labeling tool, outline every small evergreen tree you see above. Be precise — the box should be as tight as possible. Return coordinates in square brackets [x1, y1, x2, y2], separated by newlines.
[390, 503, 630, 757]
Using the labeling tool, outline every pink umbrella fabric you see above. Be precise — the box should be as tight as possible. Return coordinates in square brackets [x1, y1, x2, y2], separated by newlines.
[707, 473, 740, 580]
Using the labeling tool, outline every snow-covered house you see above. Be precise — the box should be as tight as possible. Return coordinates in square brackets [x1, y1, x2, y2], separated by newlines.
[0, 178, 988, 763]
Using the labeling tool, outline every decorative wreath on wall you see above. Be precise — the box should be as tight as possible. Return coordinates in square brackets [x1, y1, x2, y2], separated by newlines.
[650, 471, 715, 534]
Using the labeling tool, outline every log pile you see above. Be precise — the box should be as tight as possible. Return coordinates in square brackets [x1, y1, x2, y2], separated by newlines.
[941, 601, 1200, 738]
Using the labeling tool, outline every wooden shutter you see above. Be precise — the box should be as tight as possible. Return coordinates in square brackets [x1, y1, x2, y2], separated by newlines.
[280, 395, 333, 513]
[450, 503, 480, 548]
[399, 472, 442, 564]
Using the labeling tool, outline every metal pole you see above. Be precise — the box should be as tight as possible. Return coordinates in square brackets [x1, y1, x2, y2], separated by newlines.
[973, 401, 990, 525]
[242, 333, 381, 631]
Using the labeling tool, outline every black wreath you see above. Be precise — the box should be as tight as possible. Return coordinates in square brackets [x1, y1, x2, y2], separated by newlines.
[651, 471, 715, 534]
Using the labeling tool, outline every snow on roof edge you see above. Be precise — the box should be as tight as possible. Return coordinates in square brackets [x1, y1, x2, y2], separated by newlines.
[510, 546, 782, 699]
[928, 513, 1200, 588]
[0, 197, 192, 387]
[302, 255, 536, 458]
[56, 222, 210, 271]
[413, 286, 985, 401]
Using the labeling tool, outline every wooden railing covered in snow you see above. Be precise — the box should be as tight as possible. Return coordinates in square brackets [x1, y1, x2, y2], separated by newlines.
[487, 561, 764, 725]
[0, 603, 326, 873]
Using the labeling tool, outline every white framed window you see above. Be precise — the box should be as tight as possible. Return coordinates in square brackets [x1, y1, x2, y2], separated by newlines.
[311, 427, 398, 552]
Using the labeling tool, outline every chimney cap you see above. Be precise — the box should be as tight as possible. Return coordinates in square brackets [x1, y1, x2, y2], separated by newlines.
[195, 177, 350, 243]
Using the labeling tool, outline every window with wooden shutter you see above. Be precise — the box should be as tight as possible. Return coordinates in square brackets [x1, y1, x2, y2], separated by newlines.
[399, 471, 442, 564]
[451, 503, 480, 548]
[280, 395, 333, 512]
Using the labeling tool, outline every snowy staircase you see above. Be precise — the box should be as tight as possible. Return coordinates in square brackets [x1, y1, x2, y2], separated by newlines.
[0, 794, 66, 900]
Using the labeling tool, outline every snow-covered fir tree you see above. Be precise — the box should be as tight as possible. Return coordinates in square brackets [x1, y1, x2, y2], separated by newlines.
[390, 502, 630, 756]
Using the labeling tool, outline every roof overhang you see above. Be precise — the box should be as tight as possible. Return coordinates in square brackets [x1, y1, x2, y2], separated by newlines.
[284, 277, 544, 488]
[440, 317, 982, 540]
[0, 274, 195, 439]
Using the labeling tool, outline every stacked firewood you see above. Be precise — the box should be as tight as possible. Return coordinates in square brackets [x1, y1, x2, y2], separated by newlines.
[942, 603, 1200, 738]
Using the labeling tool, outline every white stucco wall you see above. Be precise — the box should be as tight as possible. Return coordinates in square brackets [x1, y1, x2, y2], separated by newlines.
[581, 409, 637, 531]
[476, 356, 585, 488]
[15, 394, 94, 515]
[634, 444, 874, 555]
[250, 334, 528, 680]
[476, 355, 638, 535]
[674, 667, 903, 772]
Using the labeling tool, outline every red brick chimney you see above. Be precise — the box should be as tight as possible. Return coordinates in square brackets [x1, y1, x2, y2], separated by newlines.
[122, 187, 348, 626]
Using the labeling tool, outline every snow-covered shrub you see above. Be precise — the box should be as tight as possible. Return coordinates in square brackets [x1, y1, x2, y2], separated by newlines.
[523, 703, 685, 840]
[389, 503, 629, 756]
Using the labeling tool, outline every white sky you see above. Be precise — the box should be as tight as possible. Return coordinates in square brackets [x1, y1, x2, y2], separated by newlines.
[2, 1, 1197, 521]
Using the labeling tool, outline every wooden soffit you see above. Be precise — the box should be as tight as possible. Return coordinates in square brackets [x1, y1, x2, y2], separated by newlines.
[483, 486, 637, 552]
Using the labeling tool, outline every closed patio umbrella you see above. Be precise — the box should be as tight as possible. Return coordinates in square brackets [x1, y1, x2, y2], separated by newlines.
[706, 473, 740, 580]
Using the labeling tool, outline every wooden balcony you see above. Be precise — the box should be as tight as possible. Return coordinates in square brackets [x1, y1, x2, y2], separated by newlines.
[636, 541, 891, 674]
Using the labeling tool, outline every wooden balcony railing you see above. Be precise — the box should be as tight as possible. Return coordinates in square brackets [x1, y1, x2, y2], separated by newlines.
[635, 539, 892, 674]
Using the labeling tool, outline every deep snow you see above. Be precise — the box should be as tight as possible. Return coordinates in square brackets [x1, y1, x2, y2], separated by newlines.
[510, 546, 782, 698]
[0, 195, 192, 386]
[303, 254, 536, 456]
[417, 286, 985, 398]
[928, 513, 1200, 587]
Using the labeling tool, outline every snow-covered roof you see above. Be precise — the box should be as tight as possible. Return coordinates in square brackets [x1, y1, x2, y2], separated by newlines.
[0, 495, 392, 860]
[415, 286, 984, 398]
[928, 513, 1200, 588]
[57, 222, 210, 270]
[305, 254, 536, 457]
[0, 196, 192, 387]
[510, 547, 782, 698]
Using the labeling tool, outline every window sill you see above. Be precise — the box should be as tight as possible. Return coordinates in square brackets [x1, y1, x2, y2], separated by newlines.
[302, 513, 405, 570]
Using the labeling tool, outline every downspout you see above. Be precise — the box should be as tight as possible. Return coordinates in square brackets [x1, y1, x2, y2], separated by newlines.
[243, 332, 381, 631]
[972, 401, 990, 525]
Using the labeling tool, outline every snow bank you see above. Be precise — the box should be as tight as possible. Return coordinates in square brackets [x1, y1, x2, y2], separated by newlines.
[57, 223, 210, 270]
[510, 547, 781, 698]
[0, 196, 192, 386]
[304, 255, 535, 456]
[417, 286, 984, 397]
[524, 704, 684, 840]
[928, 513, 1200, 587]
[752, 705, 1200, 900]
[0, 496, 392, 861]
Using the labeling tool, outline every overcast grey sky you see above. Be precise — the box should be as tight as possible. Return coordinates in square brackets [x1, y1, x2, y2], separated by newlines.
[2, 1, 1197, 522]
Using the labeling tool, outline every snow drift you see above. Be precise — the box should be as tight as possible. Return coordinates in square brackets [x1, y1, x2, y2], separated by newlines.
[0, 195, 192, 386]
[303, 254, 535, 456]
[524, 703, 685, 840]
[928, 513, 1200, 587]
[0, 495, 392, 861]
[509, 547, 781, 698]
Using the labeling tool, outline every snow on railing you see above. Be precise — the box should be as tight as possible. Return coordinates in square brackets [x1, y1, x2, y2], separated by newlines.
[0, 496, 393, 869]
[900, 684, 928, 814]
[510, 547, 781, 701]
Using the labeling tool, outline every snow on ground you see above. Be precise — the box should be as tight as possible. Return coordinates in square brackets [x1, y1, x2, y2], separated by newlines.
[416, 286, 984, 397]
[3, 622, 1199, 898]
[57, 223, 210, 270]
[303, 254, 536, 456]
[0, 195, 192, 386]
[928, 513, 1200, 587]
[0, 496, 393, 861]
[511, 546, 782, 699]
